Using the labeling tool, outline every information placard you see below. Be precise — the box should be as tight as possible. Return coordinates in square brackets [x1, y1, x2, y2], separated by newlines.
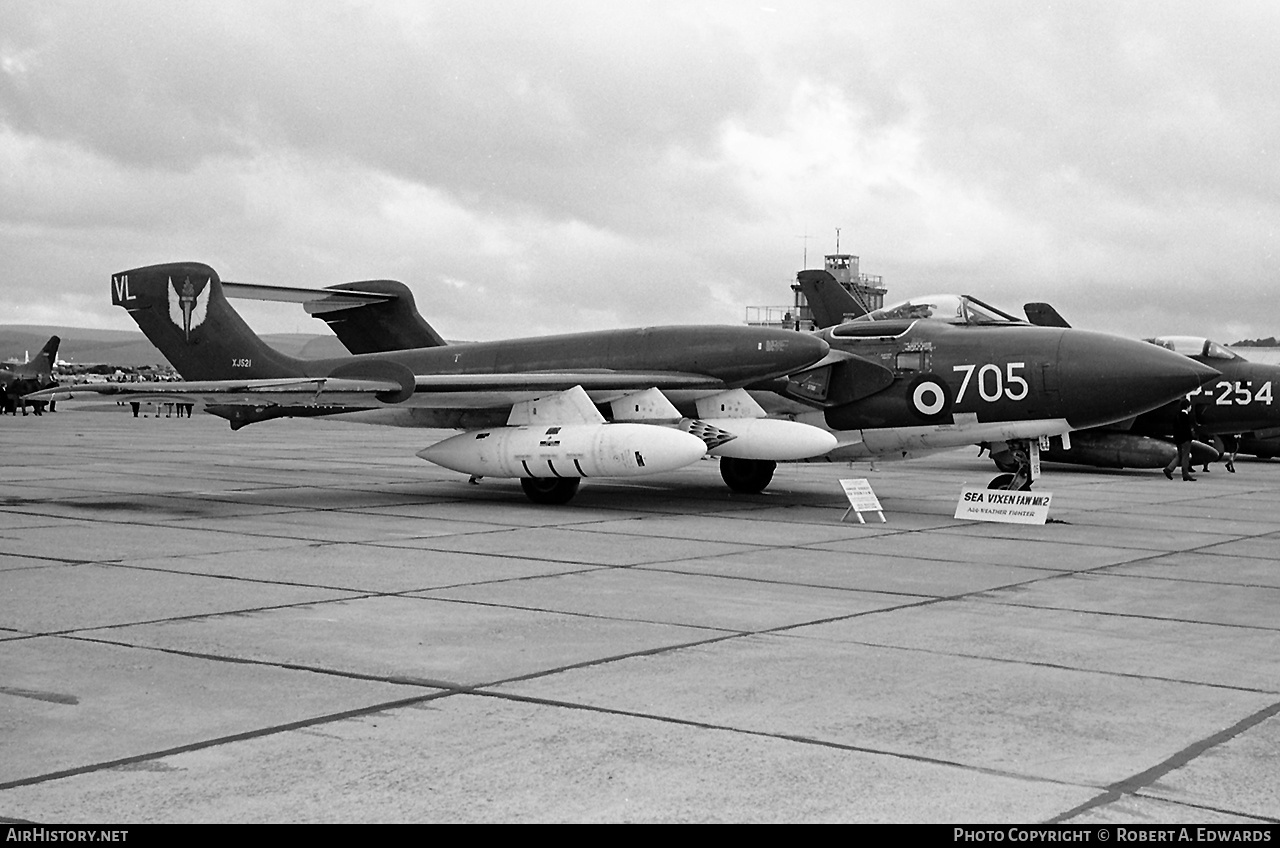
[839, 478, 885, 524]
[954, 487, 1052, 525]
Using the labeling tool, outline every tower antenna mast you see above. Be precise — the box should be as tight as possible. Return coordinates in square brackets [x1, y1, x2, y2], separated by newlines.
[796, 229, 812, 269]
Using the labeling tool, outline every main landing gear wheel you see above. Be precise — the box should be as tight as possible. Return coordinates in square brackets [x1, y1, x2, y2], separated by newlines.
[520, 477, 581, 505]
[719, 457, 776, 494]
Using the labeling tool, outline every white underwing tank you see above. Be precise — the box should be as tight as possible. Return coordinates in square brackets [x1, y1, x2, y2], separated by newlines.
[418, 423, 708, 478]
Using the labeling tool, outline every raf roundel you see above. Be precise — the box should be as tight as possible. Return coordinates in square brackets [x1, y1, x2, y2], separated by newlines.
[908, 374, 951, 420]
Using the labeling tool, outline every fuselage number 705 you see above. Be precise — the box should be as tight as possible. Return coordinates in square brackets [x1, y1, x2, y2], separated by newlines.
[953, 363, 1029, 403]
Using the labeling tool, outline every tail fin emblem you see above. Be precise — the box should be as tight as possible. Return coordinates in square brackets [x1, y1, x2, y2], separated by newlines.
[168, 277, 209, 341]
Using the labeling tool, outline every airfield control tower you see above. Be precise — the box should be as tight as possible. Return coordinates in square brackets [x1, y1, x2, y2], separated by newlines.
[745, 252, 887, 330]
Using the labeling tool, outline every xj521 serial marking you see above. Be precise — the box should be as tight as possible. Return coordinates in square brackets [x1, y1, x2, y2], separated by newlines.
[35, 262, 836, 504]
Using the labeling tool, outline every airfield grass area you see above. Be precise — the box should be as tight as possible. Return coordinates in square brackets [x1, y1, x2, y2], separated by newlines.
[2, 406, 1279, 823]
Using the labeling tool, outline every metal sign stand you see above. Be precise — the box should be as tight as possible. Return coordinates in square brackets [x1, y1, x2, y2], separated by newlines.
[839, 478, 885, 524]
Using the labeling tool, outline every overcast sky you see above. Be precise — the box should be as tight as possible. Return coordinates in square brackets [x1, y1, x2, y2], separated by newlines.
[2, 1, 1277, 343]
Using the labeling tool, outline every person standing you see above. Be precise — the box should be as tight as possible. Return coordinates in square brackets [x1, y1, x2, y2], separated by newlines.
[1192, 403, 1220, 473]
[1223, 433, 1240, 473]
[1164, 398, 1196, 481]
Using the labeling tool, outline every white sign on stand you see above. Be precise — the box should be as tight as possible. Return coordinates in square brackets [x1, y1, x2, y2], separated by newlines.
[839, 478, 885, 524]
[954, 487, 1052, 525]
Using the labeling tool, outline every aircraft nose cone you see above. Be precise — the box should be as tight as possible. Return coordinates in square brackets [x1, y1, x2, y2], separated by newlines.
[1059, 331, 1221, 428]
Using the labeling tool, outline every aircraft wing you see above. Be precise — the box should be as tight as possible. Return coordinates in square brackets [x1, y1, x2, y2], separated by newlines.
[412, 371, 721, 392]
[23, 376, 406, 408]
[25, 371, 725, 410]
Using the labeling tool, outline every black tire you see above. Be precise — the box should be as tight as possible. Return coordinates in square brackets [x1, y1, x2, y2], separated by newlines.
[988, 473, 1014, 490]
[988, 473, 1031, 491]
[520, 477, 581, 505]
[720, 457, 776, 494]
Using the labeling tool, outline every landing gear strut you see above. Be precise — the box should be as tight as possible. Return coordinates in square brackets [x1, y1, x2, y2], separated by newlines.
[520, 477, 581, 504]
[988, 452, 1020, 474]
[720, 457, 776, 494]
[988, 439, 1033, 491]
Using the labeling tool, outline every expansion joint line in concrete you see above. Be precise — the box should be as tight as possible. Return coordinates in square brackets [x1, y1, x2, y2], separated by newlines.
[474, 687, 1080, 791]
[1048, 698, 1280, 823]
[0, 690, 453, 793]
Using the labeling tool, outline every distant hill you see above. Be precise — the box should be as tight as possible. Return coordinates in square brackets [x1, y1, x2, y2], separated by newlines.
[1230, 337, 1280, 347]
[0, 324, 349, 369]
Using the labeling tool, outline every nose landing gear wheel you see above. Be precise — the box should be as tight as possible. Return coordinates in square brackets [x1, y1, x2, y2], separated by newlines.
[719, 457, 777, 494]
[987, 473, 1032, 491]
[987, 439, 1034, 491]
[520, 477, 581, 504]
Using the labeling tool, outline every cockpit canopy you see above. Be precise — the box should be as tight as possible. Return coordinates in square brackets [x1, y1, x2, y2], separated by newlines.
[853, 294, 1026, 326]
[1145, 336, 1241, 361]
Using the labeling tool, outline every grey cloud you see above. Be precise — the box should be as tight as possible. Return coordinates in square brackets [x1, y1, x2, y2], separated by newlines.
[1, 2, 772, 232]
[3, 1, 1279, 343]
[852, 4, 1280, 210]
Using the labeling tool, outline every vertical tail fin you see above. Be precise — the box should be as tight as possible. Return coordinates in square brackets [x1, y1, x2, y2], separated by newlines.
[797, 269, 868, 328]
[16, 335, 59, 380]
[112, 262, 300, 380]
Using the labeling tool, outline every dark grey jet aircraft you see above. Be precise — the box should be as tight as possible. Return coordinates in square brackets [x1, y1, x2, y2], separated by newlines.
[209, 267, 1219, 492]
[2, 335, 59, 415]
[30, 262, 836, 504]
[1010, 302, 1280, 470]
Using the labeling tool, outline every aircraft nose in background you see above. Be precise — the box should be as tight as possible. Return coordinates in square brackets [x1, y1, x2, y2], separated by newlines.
[1059, 331, 1221, 429]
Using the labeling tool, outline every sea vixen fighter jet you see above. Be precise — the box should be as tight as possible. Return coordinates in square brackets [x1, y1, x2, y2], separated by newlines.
[1008, 302, 1280, 470]
[226, 267, 1220, 492]
[30, 262, 837, 504]
[777, 271, 1220, 490]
